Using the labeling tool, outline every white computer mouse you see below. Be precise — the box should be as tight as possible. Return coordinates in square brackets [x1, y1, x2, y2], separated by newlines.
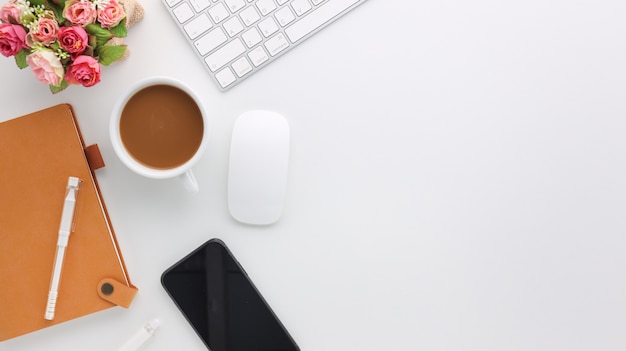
[228, 110, 290, 225]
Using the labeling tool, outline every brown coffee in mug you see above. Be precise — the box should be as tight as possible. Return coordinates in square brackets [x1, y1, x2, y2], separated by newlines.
[119, 84, 204, 170]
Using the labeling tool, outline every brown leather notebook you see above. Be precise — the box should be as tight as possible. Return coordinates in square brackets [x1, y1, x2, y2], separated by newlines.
[0, 104, 138, 341]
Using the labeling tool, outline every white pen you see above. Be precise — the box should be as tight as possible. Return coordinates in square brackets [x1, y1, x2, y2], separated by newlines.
[118, 319, 161, 351]
[45, 176, 81, 320]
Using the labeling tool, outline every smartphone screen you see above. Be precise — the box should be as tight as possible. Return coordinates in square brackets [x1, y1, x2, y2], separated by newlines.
[161, 239, 299, 351]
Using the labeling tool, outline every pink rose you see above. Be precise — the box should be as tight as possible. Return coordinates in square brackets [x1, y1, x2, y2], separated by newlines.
[65, 55, 101, 87]
[0, 2, 22, 23]
[26, 48, 64, 87]
[29, 17, 59, 46]
[58, 26, 87, 57]
[63, 0, 97, 27]
[0, 23, 27, 57]
[97, 0, 125, 28]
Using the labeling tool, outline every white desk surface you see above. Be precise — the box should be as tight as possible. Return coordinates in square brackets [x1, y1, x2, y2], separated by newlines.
[1, 1, 626, 350]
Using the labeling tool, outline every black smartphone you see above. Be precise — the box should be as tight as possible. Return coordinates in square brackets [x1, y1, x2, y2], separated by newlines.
[161, 239, 300, 351]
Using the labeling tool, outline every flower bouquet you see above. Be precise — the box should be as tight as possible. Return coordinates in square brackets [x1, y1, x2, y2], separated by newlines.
[0, 0, 142, 93]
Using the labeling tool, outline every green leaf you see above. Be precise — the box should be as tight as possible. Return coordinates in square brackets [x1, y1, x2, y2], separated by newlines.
[88, 35, 97, 49]
[49, 3, 65, 23]
[110, 19, 127, 38]
[97, 45, 126, 66]
[15, 49, 29, 69]
[85, 24, 113, 48]
[29, 0, 45, 6]
[49, 79, 69, 94]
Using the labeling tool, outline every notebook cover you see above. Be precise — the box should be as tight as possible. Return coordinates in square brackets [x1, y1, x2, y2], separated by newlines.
[0, 104, 137, 341]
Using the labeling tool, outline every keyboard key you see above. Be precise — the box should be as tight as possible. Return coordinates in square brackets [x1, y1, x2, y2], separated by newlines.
[205, 39, 246, 71]
[276, 0, 288, 4]
[195, 27, 227, 55]
[248, 46, 269, 66]
[242, 27, 262, 47]
[264, 32, 289, 56]
[285, 0, 358, 42]
[232, 57, 253, 77]
[225, 0, 246, 12]
[223, 16, 244, 36]
[239, 6, 260, 26]
[189, 0, 211, 12]
[275, 6, 295, 26]
[166, 0, 182, 7]
[258, 17, 279, 37]
[255, 0, 276, 16]
[215, 67, 237, 87]
[291, 0, 311, 16]
[311, 0, 323, 5]
[184, 13, 213, 39]
[208, 3, 229, 23]
[173, 3, 194, 23]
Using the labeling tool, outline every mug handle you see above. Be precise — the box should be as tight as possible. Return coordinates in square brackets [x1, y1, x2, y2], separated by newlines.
[180, 170, 199, 192]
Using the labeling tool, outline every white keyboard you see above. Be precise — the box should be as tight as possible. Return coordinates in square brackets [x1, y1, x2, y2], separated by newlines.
[162, 0, 366, 91]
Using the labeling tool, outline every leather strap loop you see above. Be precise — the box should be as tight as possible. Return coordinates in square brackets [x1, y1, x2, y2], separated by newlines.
[84, 144, 105, 171]
[97, 278, 138, 308]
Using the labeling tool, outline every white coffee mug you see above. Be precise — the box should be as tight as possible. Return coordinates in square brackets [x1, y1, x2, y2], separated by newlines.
[110, 76, 209, 192]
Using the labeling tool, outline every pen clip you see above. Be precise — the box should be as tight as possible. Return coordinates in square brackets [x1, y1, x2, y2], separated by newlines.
[63, 177, 81, 235]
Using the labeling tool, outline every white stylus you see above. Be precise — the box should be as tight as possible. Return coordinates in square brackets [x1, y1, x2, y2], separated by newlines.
[45, 176, 81, 320]
[118, 319, 161, 351]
